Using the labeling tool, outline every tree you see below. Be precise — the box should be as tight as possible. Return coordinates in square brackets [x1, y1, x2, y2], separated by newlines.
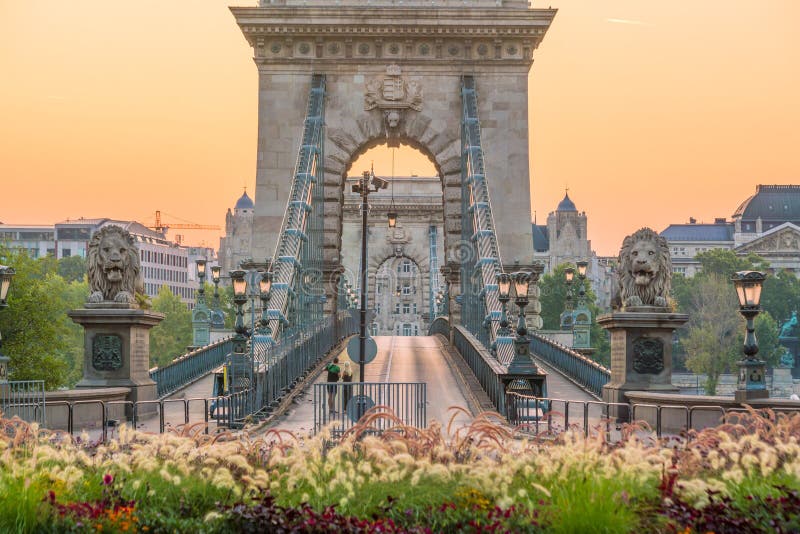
[750, 312, 782, 368]
[681, 274, 741, 395]
[57, 255, 87, 283]
[695, 249, 768, 278]
[0, 247, 78, 389]
[149, 285, 192, 368]
[761, 269, 800, 326]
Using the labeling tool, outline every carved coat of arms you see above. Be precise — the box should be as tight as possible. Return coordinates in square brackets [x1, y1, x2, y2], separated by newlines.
[365, 65, 423, 112]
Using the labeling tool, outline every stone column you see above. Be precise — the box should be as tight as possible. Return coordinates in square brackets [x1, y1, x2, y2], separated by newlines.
[599, 310, 688, 417]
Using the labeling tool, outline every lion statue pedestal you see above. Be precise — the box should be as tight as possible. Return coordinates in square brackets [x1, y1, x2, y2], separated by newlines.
[68, 226, 164, 417]
[600, 228, 687, 420]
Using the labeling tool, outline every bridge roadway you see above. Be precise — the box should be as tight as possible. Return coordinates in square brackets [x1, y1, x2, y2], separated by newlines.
[107, 335, 595, 437]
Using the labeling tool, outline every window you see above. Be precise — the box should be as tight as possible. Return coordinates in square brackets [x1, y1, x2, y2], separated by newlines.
[412, 303, 417, 314]
[394, 303, 400, 314]
[403, 324, 412, 336]
[402, 285, 411, 295]
[62, 248, 71, 257]
[403, 303, 410, 314]
[402, 260, 412, 274]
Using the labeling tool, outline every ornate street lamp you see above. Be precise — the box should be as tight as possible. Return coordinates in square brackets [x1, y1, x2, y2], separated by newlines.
[561, 266, 575, 330]
[731, 271, 769, 401]
[230, 269, 248, 345]
[572, 260, 593, 352]
[352, 168, 388, 383]
[191, 259, 211, 348]
[576, 260, 588, 306]
[387, 210, 398, 229]
[195, 259, 207, 305]
[209, 265, 225, 328]
[497, 272, 512, 337]
[258, 270, 273, 335]
[502, 270, 547, 415]
[0, 265, 15, 383]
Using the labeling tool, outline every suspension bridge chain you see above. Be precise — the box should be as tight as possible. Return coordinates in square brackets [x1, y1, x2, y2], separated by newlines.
[460, 76, 512, 363]
[266, 74, 327, 341]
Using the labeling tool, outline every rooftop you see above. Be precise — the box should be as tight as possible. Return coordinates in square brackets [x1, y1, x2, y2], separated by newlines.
[660, 223, 734, 242]
[732, 184, 800, 221]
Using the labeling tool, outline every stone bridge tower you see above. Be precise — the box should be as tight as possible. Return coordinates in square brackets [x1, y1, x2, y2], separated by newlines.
[231, 0, 555, 314]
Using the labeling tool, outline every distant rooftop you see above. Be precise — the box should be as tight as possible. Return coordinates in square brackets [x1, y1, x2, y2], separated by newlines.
[732, 184, 800, 221]
[532, 224, 549, 252]
[660, 223, 734, 242]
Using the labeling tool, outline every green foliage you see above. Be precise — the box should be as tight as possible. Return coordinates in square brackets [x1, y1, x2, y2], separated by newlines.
[671, 251, 795, 388]
[695, 249, 769, 279]
[750, 312, 782, 367]
[762, 269, 800, 326]
[149, 285, 192, 368]
[681, 274, 740, 395]
[0, 247, 86, 389]
[56, 255, 87, 283]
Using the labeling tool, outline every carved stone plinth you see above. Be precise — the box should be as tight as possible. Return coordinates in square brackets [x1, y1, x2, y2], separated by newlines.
[598, 310, 688, 418]
[69, 309, 164, 415]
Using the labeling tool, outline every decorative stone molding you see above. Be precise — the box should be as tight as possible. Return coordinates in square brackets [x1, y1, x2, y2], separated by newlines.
[365, 65, 423, 112]
[232, 6, 554, 67]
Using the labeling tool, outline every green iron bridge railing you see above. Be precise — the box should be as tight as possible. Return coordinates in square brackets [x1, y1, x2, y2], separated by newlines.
[529, 333, 610, 399]
[149, 337, 233, 399]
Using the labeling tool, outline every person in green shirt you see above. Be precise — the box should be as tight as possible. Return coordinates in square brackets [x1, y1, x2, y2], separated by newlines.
[325, 357, 341, 415]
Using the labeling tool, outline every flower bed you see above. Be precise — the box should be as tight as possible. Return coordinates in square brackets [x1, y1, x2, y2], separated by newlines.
[1, 407, 799, 533]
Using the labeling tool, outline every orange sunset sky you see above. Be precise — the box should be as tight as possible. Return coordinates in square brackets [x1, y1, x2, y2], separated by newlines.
[1, 1, 798, 256]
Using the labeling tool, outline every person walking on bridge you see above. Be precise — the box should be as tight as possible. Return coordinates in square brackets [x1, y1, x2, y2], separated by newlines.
[341, 361, 354, 413]
[325, 357, 341, 415]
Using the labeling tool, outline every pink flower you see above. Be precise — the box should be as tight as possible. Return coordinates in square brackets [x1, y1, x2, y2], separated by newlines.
[102, 474, 113, 486]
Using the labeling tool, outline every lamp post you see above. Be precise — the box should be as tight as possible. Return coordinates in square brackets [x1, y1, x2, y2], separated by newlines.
[731, 270, 769, 401]
[572, 260, 593, 352]
[258, 270, 273, 336]
[0, 265, 15, 383]
[576, 260, 588, 308]
[497, 272, 512, 337]
[502, 270, 547, 415]
[352, 169, 388, 383]
[230, 270, 248, 348]
[209, 266, 225, 329]
[191, 259, 211, 348]
[561, 266, 575, 330]
[196, 259, 207, 305]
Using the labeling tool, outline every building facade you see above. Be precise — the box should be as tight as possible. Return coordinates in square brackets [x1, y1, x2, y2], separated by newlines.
[0, 218, 197, 306]
[661, 185, 800, 276]
[532, 192, 614, 309]
[218, 191, 255, 276]
[340, 176, 445, 336]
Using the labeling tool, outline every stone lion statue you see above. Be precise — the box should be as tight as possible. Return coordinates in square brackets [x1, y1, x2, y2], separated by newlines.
[87, 225, 144, 306]
[617, 227, 671, 309]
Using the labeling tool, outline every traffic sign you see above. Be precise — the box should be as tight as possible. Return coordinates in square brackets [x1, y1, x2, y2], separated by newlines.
[347, 336, 378, 364]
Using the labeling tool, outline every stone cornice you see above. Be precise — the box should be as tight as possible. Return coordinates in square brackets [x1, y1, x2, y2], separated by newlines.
[231, 6, 555, 66]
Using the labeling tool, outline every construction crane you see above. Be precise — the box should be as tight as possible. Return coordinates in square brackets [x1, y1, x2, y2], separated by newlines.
[149, 211, 221, 235]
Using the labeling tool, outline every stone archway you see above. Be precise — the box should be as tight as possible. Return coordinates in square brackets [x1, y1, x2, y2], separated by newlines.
[232, 2, 555, 318]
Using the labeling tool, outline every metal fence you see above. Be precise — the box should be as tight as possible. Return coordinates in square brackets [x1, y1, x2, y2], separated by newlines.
[451, 325, 508, 415]
[506, 391, 800, 441]
[312, 382, 427, 435]
[215, 310, 358, 427]
[0, 380, 46, 425]
[149, 338, 233, 398]
[529, 334, 610, 398]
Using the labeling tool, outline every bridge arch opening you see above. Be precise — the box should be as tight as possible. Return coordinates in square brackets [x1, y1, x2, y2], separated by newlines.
[335, 140, 447, 334]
